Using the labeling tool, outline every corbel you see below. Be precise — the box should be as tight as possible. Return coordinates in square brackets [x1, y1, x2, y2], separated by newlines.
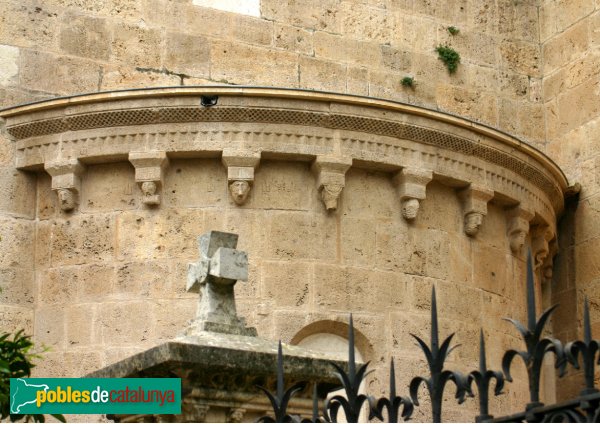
[129, 151, 169, 206]
[531, 224, 555, 270]
[311, 156, 352, 211]
[221, 149, 260, 206]
[458, 185, 494, 237]
[44, 159, 86, 212]
[392, 167, 432, 221]
[542, 237, 558, 284]
[506, 205, 534, 254]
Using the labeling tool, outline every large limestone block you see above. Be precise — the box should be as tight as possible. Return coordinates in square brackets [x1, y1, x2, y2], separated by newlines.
[340, 217, 376, 266]
[375, 222, 450, 279]
[0, 217, 34, 269]
[152, 299, 197, 341]
[250, 161, 316, 211]
[0, 44, 18, 86]
[80, 162, 137, 212]
[299, 56, 346, 92]
[274, 23, 313, 55]
[99, 301, 155, 346]
[0, 167, 36, 218]
[0, 305, 33, 334]
[341, 168, 398, 218]
[163, 159, 227, 208]
[261, 0, 340, 32]
[542, 19, 590, 74]
[41, 264, 115, 304]
[313, 31, 381, 68]
[575, 235, 600, 286]
[210, 41, 298, 86]
[0, 268, 34, 307]
[50, 214, 115, 266]
[0, 1, 58, 49]
[110, 22, 162, 68]
[34, 305, 65, 349]
[115, 261, 171, 299]
[59, 13, 110, 60]
[116, 209, 203, 261]
[340, 1, 393, 43]
[65, 303, 101, 347]
[262, 261, 312, 308]
[473, 244, 512, 298]
[313, 264, 407, 311]
[20, 50, 100, 94]
[266, 211, 337, 261]
[499, 40, 541, 77]
[164, 32, 210, 77]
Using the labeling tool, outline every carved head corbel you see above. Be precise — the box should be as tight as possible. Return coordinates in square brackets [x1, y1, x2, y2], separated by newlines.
[57, 188, 77, 212]
[229, 180, 251, 205]
[140, 181, 161, 206]
[464, 212, 484, 236]
[401, 197, 421, 220]
[532, 225, 554, 270]
[321, 183, 344, 211]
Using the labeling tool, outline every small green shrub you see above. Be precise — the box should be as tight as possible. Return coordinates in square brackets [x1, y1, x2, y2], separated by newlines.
[447, 26, 460, 35]
[436, 45, 461, 74]
[401, 76, 415, 87]
[0, 331, 65, 423]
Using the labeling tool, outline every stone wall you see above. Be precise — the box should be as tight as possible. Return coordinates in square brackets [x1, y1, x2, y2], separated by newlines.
[0, 0, 596, 420]
[540, 0, 600, 399]
[0, 0, 544, 142]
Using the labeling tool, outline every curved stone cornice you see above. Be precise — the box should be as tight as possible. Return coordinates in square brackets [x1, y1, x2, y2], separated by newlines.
[0, 86, 567, 229]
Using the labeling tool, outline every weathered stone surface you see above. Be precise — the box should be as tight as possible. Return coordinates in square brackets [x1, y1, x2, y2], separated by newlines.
[543, 19, 590, 74]
[59, 13, 110, 60]
[110, 23, 162, 68]
[0, 44, 19, 86]
[299, 57, 346, 92]
[0, 218, 34, 269]
[51, 214, 115, 265]
[211, 41, 298, 86]
[20, 50, 101, 94]
[436, 85, 498, 125]
[261, 0, 340, 32]
[314, 31, 381, 68]
[0, 167, 36, 218]
[81, 162, 137, 212]
[262, 261, 312, 308]
[163, 159, 226, 207]
[274, 23, 313, 55]
[0, 305, 33, 334]
[266, 212, 337, 261]
[164, 32, 210, 77]
[0, 1, 59, 49]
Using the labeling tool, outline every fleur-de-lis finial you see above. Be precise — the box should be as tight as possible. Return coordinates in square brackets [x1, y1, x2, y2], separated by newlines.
[409, 286, 470, 423]
[256, 341, 306, 423]
[565, 296, 600, 396]
[370, 359, 414, 422]
[324, 315, 371, 423]
[502, 250, 566, 410]
[468, 329, 504, 422]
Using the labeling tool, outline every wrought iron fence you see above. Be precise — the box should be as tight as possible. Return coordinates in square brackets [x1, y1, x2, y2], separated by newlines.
[256, 252, 600, 423]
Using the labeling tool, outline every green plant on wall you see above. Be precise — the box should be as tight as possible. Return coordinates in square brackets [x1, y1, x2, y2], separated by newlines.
[401, 76, 414, 88]
[0, 331, 65, 423]
[436, 45, 461, 74]
[447, 26, 460, 35]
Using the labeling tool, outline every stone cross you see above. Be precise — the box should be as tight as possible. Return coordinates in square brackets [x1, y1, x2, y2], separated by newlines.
[185, 231, 257, 337]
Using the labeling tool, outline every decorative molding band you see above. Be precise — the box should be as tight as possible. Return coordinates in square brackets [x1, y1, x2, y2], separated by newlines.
[0, 87, 567, 228]
[3, 105, 563, 209]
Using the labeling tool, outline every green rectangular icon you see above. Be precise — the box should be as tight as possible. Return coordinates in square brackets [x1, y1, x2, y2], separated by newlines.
[10, 378, 181, 415]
